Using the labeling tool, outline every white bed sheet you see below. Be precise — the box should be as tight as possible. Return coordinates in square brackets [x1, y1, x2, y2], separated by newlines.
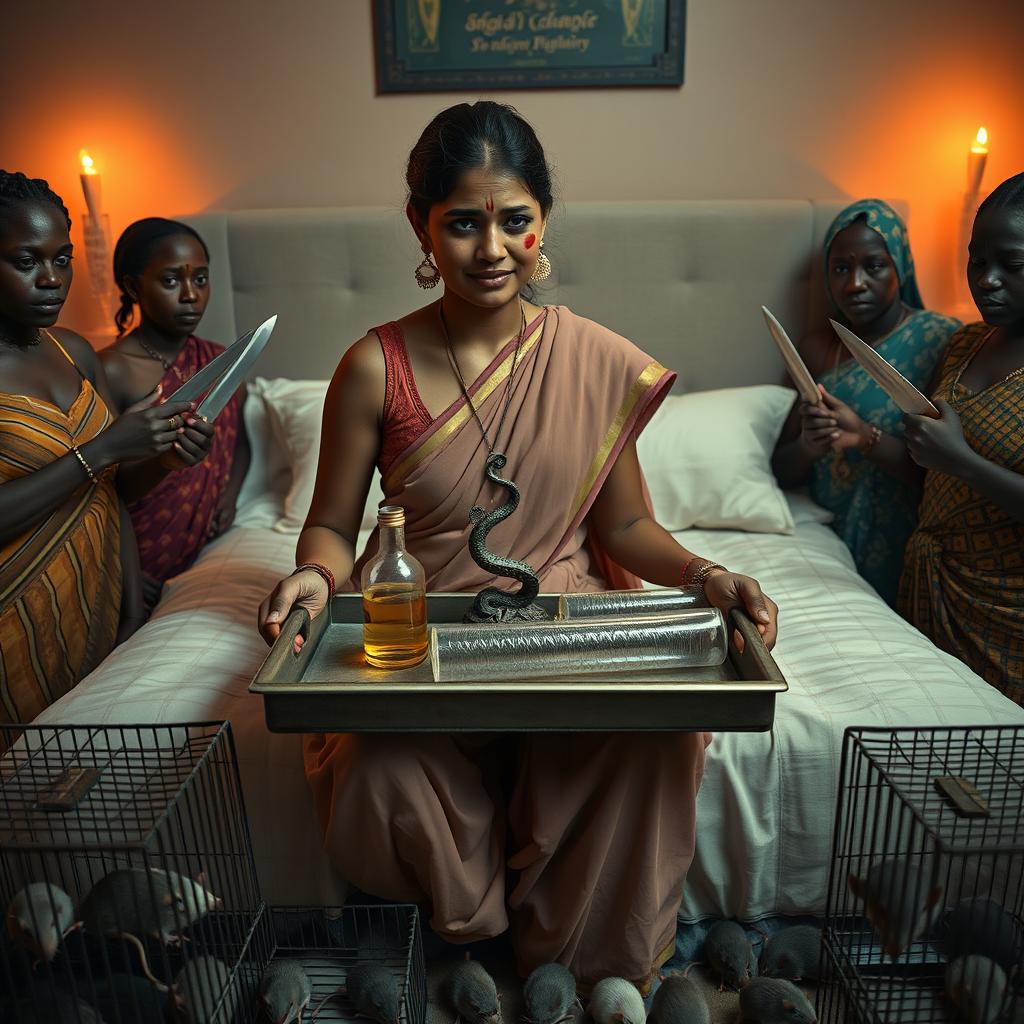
[34, 517, 1024, 919]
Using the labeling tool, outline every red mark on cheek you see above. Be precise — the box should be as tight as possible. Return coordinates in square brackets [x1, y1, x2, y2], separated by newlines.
[485, 196, 494, 212]
[525, 234, 537, 250]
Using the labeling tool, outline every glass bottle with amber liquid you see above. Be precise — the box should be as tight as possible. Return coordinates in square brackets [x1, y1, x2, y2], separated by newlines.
[361, 505, 428, 669]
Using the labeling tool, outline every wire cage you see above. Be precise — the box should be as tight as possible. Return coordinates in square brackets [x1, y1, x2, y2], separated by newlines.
[0, 722, 263, 1023]
[819, 725, 1024, 1024]
[245, 904, 427, 1024]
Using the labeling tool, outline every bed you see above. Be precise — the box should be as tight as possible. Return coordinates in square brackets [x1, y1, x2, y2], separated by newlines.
[34, 200, 1024, 921]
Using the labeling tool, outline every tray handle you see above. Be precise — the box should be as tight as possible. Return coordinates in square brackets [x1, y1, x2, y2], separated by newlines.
[729, 608, 785, 683]
[260, 607, 315, 683]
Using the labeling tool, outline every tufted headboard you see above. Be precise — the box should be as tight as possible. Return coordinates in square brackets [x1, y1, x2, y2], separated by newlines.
[182, 199, 893, 391]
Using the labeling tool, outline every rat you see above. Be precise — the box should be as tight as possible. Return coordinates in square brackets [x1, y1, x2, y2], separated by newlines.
[586, 977, 645, 1024]
[758, 926, 823, 982]
[313, 962, 401, 1024]
[704, 920, 757, 991]
[522, 962, 580, 1024]
[5, 882, 78, 963]
[945, 955, 1007, 1024]
[79, 867, 221, 942]
[943, 896, 1024, 972]
[847, 859, 942, 960]
[78, 867, 222, 991]
[446, 954, 501, 1024]
[647, 973, 709, 1024]
[738, 978, 817, 1024]
[260, 959, 312, 1023]
[168, 954, 234, 1024]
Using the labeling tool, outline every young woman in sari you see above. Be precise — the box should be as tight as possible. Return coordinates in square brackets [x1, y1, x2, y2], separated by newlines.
[101, 218, 249, 611]
[772, 200, 960, 605]
[900, 173, 1024, 704]
[257, 102, 779, 992]
[0, 172, 213, 724]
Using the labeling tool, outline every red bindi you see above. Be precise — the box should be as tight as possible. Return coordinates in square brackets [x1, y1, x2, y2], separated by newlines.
[525, 234, 537, 249]
[485, 196, 494, 212]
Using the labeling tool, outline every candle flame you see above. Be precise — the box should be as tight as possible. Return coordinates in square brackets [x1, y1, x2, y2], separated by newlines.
[971, 126, 988, 153]
[79, 149, 97, 175]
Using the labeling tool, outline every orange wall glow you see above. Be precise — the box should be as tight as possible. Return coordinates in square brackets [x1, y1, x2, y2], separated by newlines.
[4, 0, 1024, 341]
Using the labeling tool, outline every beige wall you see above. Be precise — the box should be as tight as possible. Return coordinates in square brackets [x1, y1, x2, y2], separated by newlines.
[3, 0, 1023, 339]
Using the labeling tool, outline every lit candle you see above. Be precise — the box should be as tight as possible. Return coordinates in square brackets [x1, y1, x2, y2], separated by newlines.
[967, 126, 988, 195]
[78, 149, 103, 223]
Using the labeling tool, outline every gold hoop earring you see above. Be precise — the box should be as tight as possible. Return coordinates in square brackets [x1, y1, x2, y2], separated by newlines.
[530, 242, 552, 283]
[414, 252, 441, 289]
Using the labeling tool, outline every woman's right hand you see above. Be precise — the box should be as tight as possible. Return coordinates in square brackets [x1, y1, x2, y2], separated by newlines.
[258, 569, 330, 651]
[797, 385, 840, 459]
[96, 393, 197, 464]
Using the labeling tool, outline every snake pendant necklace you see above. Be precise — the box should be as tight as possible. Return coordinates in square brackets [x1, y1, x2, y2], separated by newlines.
[437, 300, 549, 623]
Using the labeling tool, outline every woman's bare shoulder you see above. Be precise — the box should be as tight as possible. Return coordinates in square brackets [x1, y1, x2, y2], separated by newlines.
[49, 328, 102, 379]
[327, 332, 386, 412]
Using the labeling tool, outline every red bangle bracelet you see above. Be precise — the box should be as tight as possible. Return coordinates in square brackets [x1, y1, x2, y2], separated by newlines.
[680, 556, 698, 585]
[294, 561, 335, 596]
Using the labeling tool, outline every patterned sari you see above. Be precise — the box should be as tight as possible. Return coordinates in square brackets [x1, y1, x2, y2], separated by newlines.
[127, 335, 240, 583]
[900, 323, 1024, 703]
[810, 200, 960, 605]
[0, 334, 121, 724]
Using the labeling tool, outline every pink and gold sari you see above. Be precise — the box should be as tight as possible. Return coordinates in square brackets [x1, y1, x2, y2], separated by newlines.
[306, 306, 704, 991]
[351, 305, 673, 593]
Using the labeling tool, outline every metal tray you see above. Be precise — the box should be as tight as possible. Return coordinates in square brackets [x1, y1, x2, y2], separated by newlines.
[250, 593, 787, 733]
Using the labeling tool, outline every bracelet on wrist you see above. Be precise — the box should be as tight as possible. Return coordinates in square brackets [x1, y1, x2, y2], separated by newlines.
[859, 424, 882, 455]
[293, 561, 336, 596]
[690, 560, 728, 591]
[71, 444, 97, 483]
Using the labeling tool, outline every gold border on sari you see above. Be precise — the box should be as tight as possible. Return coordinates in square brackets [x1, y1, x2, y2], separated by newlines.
[569, 360, 668, 522]
[383, 319, 547, 492]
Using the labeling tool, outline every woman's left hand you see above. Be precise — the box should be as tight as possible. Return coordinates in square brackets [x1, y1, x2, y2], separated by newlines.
[818, 387, 869, 451]
[703, 571, 779, 652]
[904, 400, 975, 477]
[159, 414, 216, 470]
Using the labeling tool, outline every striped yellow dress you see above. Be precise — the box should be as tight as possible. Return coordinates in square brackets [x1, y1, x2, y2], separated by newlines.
[899, 322, 1024, 704]
[0, 335, 122, 724]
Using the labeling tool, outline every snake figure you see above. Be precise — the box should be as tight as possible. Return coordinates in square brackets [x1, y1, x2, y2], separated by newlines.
[465, 453, 551, 624]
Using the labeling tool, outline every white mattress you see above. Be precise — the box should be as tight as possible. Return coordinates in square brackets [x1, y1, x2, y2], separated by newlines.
[34, 514, 1024, 919]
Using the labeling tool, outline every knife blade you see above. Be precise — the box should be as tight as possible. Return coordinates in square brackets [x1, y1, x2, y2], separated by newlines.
[829, 319, 939, 418]
[162, 328, 253, 406]
[761, 306, 820, 404]
[196, 314, 277, 420]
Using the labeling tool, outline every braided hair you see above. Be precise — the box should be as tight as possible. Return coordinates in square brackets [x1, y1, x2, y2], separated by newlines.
[977, 172, 1024, 217]
[113, 217, 210, 337]
[0, 170, 71, 230]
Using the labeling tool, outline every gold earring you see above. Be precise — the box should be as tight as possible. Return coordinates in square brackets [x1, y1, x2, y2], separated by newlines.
[531, 241, 552, 283]
[414, 252, 441, 289]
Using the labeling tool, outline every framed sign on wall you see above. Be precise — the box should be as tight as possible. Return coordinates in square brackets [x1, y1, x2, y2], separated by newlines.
[374, 0, 686, 92]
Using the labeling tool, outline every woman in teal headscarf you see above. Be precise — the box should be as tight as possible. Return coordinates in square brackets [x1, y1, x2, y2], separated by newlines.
[772, 200, 960, 606]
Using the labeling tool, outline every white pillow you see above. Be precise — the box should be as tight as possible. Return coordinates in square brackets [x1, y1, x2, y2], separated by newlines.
[786, 490, 834, 526]
[637, 385, 797, 534]
[233, 381, 290, 530]
[258, 378, 385, 534]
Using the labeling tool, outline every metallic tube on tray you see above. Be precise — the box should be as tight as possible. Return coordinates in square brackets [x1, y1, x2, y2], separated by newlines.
[430, 608, 727, 682]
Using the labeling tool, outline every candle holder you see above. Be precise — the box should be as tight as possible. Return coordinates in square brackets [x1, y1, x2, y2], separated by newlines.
[81, 212, 117, 327]
[953, 128, 990, 321]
